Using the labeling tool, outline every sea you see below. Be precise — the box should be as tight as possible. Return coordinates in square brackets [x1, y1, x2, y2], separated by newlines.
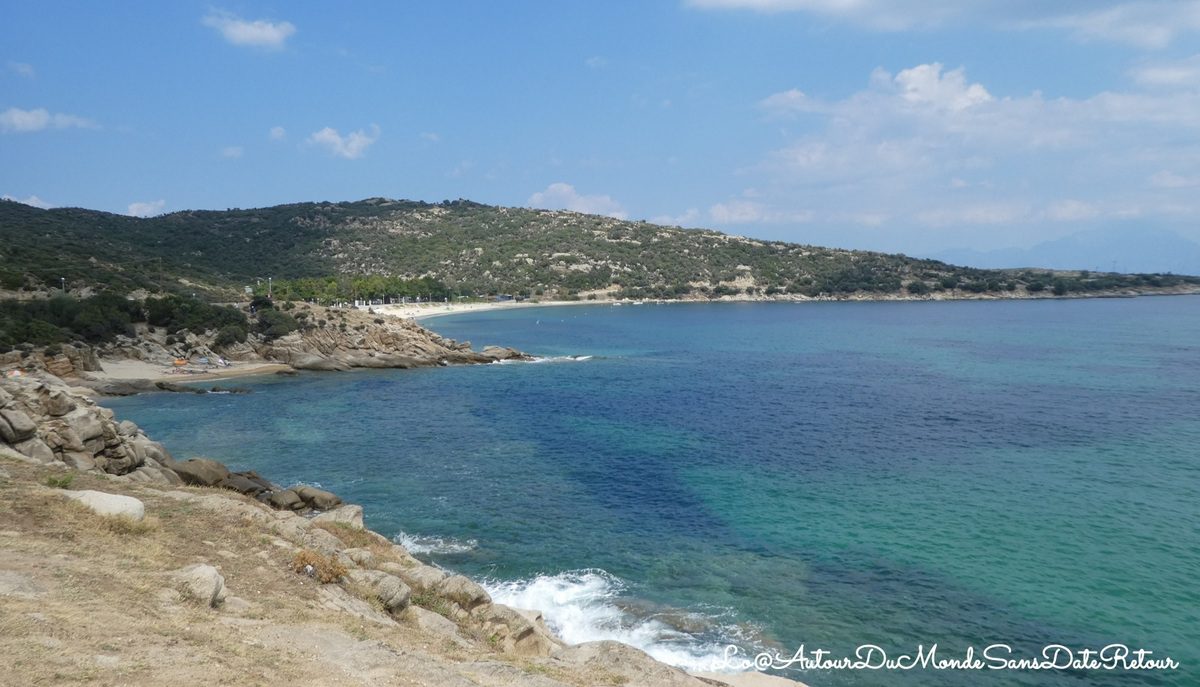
[105, 298, 1200, 687]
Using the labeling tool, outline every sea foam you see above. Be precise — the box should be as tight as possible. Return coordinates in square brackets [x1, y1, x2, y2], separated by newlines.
[481, 569, 742, 672]
[392, 531, 479, 555]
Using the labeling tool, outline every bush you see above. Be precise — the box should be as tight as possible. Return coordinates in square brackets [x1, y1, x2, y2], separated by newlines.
[905, 280, 930, 295]
[256, 308, 299, 340]
[213, 324, 247, 348]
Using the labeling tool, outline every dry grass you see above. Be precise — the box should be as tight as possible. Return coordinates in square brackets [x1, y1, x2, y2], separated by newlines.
[292, 548, 348, 583]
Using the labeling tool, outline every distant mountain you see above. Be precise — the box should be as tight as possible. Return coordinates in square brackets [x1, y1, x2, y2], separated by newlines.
[1, 198, 1197, 301]
[932, 227, 1200, 276]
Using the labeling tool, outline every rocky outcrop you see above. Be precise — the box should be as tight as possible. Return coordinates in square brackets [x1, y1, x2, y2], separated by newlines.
[0, 371, 180, 484]
[252, 305, 529, 371]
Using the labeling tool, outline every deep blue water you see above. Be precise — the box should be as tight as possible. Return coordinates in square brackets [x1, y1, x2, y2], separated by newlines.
[106, 299, 1200, 686]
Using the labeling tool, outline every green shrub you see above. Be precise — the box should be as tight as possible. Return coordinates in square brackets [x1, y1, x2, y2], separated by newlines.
[213, 324, 248, 348]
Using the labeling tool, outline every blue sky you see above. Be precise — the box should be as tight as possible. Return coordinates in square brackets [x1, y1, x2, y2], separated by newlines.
[3, 1, 1200, 259]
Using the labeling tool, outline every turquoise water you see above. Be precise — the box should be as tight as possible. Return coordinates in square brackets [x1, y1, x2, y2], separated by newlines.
[106, 299, 1200, 686]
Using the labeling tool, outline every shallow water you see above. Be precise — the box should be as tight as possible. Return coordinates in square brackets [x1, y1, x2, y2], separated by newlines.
[107, 298, 1200, 686]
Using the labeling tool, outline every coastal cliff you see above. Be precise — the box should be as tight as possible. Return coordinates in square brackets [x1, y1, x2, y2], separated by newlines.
[0, 371, 800, 687]
[2, 303, 526, 395]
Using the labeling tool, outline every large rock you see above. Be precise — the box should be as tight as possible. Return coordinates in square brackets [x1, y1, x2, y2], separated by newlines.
[62, 490, 145, 521]
[173, 564, 227, 608]
[266, 488, 304, 510]
[42, 390, 76, 417]
[380, 562, 446, 593]
[218, 471, 275, 497]
[61, 408, 104, 443]
[552, 641, 709, 687]
[0, 409, 37, 443]
[346, 569, 411, 614]
[172, 458, 231, 486]
[12, 437, 55, 464]
[60, 451, 97, 471]
[435, 575, 491, 616]
[311, 504, 363, 529]
[480, 603, 563, 656]
[293, 485, 341, 510]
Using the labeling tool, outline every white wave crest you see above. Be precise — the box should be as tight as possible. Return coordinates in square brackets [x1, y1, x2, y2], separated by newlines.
[392, 531, 478, 555]
[492, 355, 593, 365]
[480, 569, 737, 672]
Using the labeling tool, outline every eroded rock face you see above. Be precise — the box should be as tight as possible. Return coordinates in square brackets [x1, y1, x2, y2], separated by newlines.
[0, 373, 177, 482]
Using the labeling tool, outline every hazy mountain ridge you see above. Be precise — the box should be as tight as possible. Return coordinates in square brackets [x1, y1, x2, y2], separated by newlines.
[932, 227, 1200, 275]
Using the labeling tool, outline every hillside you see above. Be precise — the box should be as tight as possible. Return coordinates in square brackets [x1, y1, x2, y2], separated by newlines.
[2, 197, 1198, 302]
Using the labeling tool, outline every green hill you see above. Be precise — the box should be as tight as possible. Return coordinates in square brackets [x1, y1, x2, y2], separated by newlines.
[1, 197, 1196, 301]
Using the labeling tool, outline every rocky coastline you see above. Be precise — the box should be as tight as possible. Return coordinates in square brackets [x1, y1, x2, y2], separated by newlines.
[0, 341, 802, 686]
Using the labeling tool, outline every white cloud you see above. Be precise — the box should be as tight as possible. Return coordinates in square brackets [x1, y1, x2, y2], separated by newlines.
[894, 63, 991, 111]
[420, 131, 441, 143]
[0, 107, 96, 133]
[687, 1, 1200, 47]
[742, 62, 1200, 239]
[127, 200, 166, 217]
[203, 10, 296, 50]
[528, 182, 627, 219]
[1130, 54, 1200, 88]
[221, 145, 243, 158]
[1022, 2, 1200, 50]
[269, 125, 286, 140]
[1149, 170, 1200, 188]
[759, 88, 820, 117]
[307, 125, 380, 159]
[650, 208, 702, 226]
[585, 56, 607, 69]
[6, 61, 35, 78]
[916, 203, 1029, 227]
[2, 194, 52, 209]
[709, 200, 813, 224]
[1043, 199, 1100, 222]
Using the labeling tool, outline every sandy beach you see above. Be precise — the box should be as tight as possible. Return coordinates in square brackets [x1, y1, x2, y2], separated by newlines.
[373, 299, 604, 321]
[88, 358, 292, 383]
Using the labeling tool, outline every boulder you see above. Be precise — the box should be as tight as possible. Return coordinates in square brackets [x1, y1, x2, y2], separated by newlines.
[173, 564, 227, 608]
[61, 451, 97, 471]
[218, 473, 272, 497]
[311, 504, 363, 530]
[61, 409, 104, 443]
[346, 569, 411, 614]
[381, 562, 446, 593]
[172, 458, 231, 486]
[340, 548, 374, 567]
[293, 485, 341, 510]
[480, 603, 563, 656]
[552, 641, 706, 687]
[117, 420, 140, 437]
[435, 574, 491, 615]
[12, 438, 55, 464]
[0, 409, 37, 443]
[62, 490, 145, 521]
[266, 488, 304, 510]
[42, 390, 76, 417]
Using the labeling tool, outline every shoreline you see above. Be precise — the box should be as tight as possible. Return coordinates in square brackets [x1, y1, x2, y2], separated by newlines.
[371, 287, 1200, 323]
[86, 359, 293, 384]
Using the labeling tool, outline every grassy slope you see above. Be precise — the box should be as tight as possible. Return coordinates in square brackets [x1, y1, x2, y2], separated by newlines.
[2, 198, 1196, 300]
